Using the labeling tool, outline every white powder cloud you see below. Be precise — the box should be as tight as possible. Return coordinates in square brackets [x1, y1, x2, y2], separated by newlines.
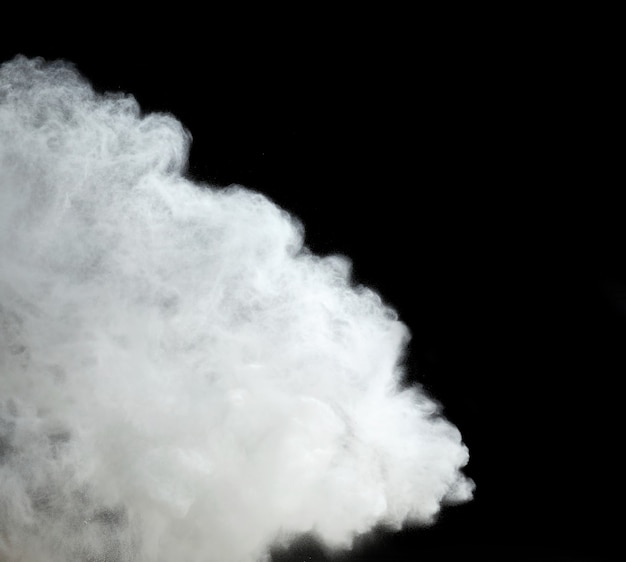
[0, 55, 473, 562]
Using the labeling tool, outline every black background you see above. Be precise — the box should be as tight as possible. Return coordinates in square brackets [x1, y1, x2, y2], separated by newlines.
[2, 9, 623, 561]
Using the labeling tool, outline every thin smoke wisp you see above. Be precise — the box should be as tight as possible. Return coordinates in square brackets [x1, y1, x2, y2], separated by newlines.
[0, 56, 473, 562]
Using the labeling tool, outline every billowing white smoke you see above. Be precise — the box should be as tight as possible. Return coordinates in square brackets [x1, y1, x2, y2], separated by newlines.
[0, 56, 473, 562]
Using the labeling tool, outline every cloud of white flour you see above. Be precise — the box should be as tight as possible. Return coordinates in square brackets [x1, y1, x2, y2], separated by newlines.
[0, 56, 473, 562]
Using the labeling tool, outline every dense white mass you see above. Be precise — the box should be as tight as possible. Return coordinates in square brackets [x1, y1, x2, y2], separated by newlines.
[0, 56, 473, 562]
